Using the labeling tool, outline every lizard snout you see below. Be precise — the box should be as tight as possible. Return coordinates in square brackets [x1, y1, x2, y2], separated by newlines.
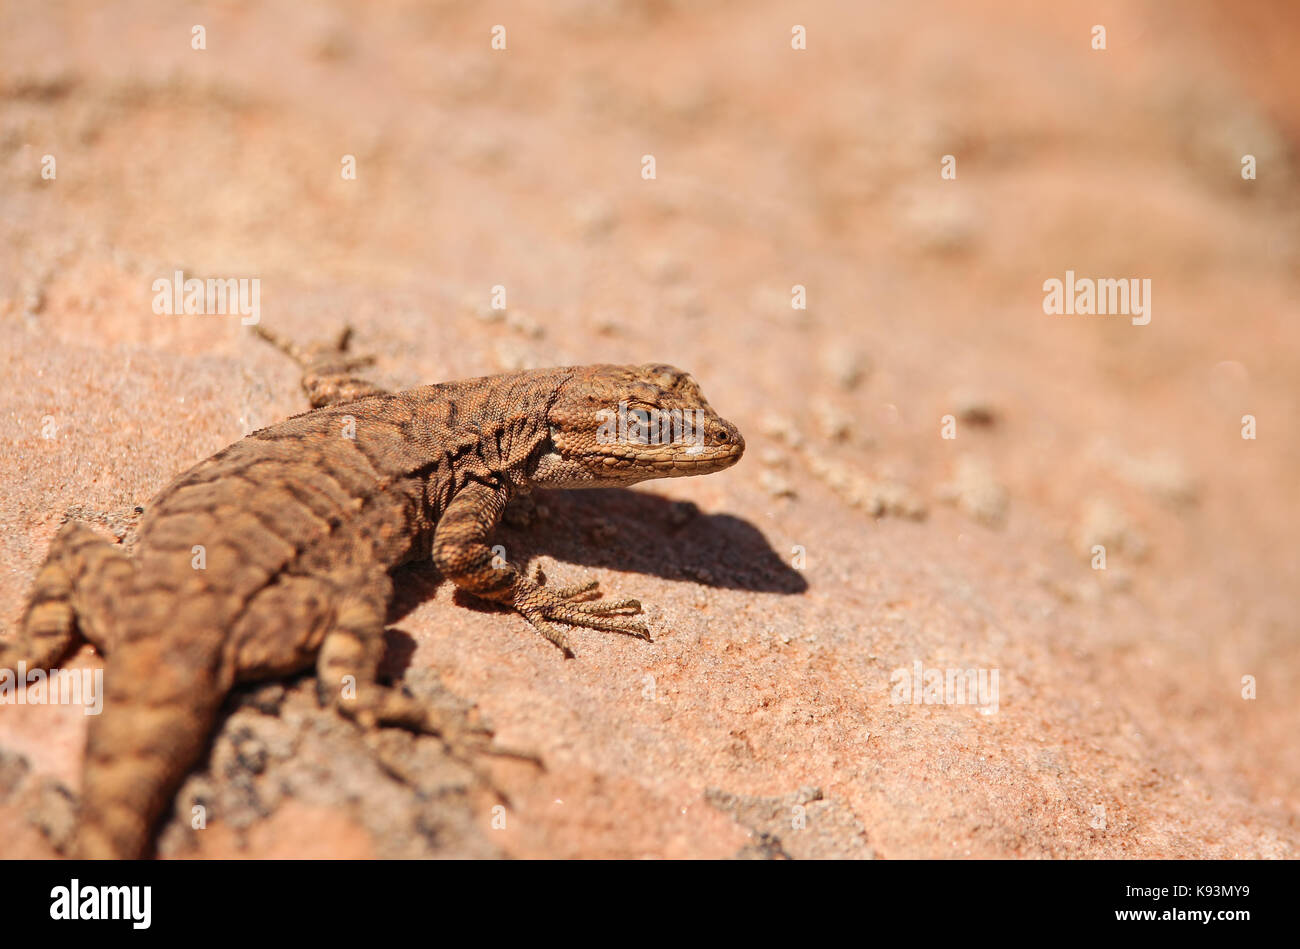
[703, 417, 744, 466]
[713, 418, 743, 454]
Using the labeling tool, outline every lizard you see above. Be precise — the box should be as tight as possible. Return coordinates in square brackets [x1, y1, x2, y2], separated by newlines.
[0, 327, 745, 859]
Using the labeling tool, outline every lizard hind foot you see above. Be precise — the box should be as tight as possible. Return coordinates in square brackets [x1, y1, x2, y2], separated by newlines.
[351, 686, 546, 803]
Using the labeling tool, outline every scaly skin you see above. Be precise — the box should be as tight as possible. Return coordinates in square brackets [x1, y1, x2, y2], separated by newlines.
[0, 327, 745, 858]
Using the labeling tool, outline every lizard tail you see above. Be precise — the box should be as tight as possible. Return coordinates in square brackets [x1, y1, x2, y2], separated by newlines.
[76, 635, 232, 858]
[1, 521, 130, 674]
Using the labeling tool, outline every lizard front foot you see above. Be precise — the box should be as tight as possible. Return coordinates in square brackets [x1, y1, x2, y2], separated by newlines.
[515, 568, 651, 657]
[254, 324, 388, 407]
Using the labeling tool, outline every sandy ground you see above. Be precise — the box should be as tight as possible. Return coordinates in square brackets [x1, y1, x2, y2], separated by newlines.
[1, 0, 1297, 858]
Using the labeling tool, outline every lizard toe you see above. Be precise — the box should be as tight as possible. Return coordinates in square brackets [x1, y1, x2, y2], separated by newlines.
[568, 597, 641, 615]
[522, 611, 576, 657]
[544, 605, 652, 642]
[546, 579, 601, 601]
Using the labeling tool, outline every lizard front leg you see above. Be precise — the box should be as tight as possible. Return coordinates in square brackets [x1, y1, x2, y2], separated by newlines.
[254, 324, 390, 407]
[432, 481, 650, 656]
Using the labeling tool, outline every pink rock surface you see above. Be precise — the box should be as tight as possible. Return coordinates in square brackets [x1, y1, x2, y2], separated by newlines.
[1, 0, 1296, 858]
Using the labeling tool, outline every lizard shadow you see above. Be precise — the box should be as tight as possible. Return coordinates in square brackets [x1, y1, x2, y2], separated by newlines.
[385, 487, 807, 644]
[506, 488, 808, 595]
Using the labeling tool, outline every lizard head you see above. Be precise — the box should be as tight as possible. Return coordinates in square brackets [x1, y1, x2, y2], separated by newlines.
[531, 364, 745, 488]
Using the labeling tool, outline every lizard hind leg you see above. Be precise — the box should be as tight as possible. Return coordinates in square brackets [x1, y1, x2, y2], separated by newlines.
[253, 324, 390, 408]
[2, 521, 131, 674]
[314, 570, 538, 768]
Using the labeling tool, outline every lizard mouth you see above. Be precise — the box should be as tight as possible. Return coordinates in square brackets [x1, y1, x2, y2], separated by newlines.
[586, 417, 744, 478]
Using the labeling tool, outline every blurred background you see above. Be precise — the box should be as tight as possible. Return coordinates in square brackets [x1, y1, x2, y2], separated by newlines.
[1, 0, 1296, 858]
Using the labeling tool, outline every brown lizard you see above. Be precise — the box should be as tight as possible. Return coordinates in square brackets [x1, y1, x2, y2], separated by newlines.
[1, 328, 744, 858]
